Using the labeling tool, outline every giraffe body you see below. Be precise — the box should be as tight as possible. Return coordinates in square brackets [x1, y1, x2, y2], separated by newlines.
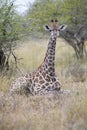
[10, 20, 67, 95]
[10, 66, 61, 95]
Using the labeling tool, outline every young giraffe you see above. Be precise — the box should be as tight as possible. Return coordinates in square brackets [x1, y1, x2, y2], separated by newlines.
[10, 20, 67, 95]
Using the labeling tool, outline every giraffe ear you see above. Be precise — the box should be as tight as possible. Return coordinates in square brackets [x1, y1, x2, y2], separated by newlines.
[59, 24, 67, 31]
[43, 25, 51, 31]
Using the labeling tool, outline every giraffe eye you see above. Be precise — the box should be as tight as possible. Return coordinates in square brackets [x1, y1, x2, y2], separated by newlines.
[55, 19, 58, 22]
[50, 29, 53, 32]
[51, 19, 54, 22]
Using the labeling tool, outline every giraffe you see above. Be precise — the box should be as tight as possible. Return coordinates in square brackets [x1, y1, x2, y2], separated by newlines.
[9, 19, 67, 96]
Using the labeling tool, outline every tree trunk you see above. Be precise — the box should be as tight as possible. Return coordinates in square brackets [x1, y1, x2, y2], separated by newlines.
[0, 49, 6, 70]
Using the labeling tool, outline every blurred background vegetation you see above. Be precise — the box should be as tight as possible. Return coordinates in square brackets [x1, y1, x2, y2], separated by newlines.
[0, 0, 87, 74]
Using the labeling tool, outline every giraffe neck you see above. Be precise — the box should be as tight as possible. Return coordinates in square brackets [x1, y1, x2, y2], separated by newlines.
[40, 37, 56, 77]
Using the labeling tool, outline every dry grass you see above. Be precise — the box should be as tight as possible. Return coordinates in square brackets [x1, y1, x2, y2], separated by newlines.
[0, 37, 87, 130]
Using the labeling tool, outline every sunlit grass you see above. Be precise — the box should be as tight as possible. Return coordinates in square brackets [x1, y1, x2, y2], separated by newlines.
[0, 90, 87, 130]
[15, 39, 47, 72]
[0, 76, 13, 93]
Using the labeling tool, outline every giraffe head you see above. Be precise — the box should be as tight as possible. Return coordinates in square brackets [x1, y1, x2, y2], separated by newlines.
[44, 19, 67, 41]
